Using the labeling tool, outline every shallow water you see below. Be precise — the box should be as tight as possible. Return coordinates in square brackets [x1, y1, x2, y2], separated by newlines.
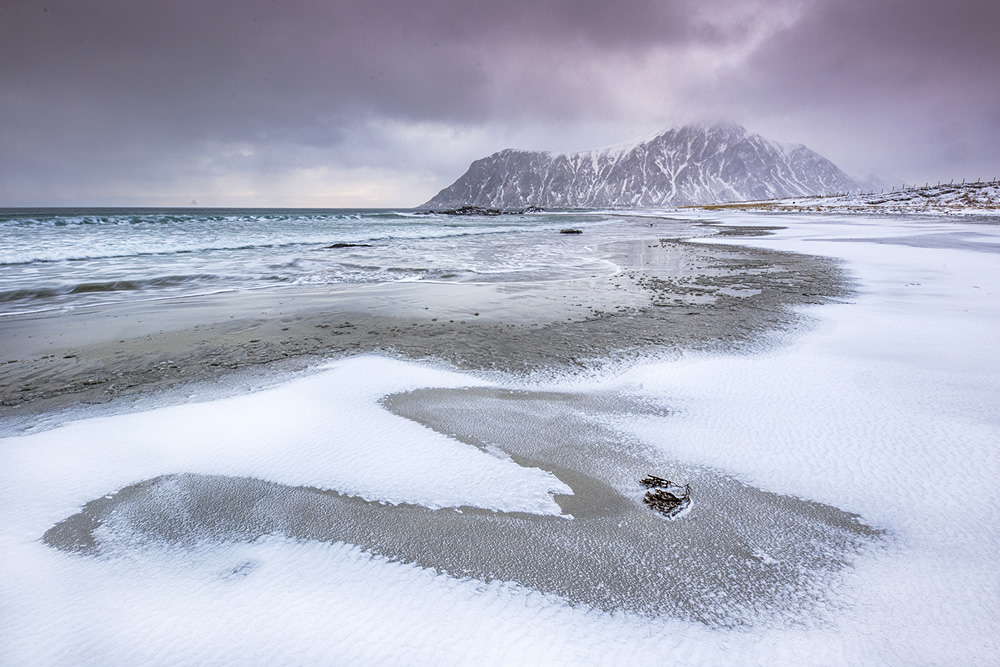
[0, 208, 653, 315]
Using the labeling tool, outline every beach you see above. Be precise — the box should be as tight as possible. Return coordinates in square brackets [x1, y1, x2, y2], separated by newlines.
[0, 216, 842, 421]
[1, 210, 998, 665]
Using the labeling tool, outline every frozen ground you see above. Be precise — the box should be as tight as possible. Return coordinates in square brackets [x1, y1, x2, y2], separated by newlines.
[1, 212, 998, 665]
[612, 212, 1000, 662]
[694, 180, 1000, 216]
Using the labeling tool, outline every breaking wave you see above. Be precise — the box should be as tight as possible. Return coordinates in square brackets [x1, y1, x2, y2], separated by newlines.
[0, 274, 222, 304]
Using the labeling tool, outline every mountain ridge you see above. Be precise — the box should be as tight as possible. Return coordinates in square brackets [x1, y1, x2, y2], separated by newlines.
[423, 122, 859, 209]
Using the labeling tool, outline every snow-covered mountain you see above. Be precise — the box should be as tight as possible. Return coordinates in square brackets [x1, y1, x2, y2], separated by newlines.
[422, 122, 859, 209]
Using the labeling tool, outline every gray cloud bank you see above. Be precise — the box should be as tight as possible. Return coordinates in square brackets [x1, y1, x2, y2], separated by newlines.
[2, 0, 997, 206]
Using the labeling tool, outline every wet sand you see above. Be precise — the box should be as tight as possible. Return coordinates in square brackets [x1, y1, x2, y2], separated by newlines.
[45, 385, 882, 627]
[0, 222, 846, 422]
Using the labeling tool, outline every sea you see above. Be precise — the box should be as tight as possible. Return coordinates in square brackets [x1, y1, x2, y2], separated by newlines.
[0, 207, 638, 317]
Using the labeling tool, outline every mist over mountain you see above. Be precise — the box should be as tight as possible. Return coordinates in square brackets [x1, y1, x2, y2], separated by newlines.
[423, 123, 860, 208]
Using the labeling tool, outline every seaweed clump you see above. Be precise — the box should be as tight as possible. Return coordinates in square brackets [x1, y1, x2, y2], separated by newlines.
[640, 475, 691, 518]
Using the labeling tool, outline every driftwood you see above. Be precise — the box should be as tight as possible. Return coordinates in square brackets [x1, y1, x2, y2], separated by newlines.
[640, 475, 691, 518]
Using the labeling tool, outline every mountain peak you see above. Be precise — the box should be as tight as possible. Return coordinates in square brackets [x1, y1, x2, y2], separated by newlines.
[423, 123, 858, 208]
[688, 119, 744, 132]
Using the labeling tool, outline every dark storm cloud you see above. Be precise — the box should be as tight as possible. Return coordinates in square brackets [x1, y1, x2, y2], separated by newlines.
[750, 0, 1000, 90]
[1, 0, 997, 204]
[3, 0, 762, 204]
[1, 0, 734, 134]
[731, 0, 1000, 182]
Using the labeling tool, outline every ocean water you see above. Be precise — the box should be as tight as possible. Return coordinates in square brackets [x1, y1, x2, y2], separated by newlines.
[0, 207, 634, 316]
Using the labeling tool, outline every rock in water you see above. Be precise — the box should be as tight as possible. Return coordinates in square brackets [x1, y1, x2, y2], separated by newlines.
[415, 205, 545, 216]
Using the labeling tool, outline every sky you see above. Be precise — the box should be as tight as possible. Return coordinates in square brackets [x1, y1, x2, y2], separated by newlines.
[2, 0, 998, 207]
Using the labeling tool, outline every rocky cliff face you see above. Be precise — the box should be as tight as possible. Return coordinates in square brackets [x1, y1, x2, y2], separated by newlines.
[423, 123, 859, 208]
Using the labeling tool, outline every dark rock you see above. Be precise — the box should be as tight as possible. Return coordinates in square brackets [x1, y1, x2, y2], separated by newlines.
[416, 205, 545, 216]
[415, 206, 503, 216]
[560, 229, 583, 234]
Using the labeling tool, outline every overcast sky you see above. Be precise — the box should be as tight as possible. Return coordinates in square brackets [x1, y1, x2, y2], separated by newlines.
[2, 0, 998, 207]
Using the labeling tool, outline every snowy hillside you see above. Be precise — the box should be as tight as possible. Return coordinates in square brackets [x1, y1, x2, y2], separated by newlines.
[693, 180, 1000, 216]
[423, 123, 859, 209]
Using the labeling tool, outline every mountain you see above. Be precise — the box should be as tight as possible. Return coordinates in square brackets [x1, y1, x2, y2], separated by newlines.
[422, 122, 859, 209]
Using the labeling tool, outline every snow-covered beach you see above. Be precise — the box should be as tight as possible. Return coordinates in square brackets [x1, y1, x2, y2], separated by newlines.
[1, 210, 997, 664]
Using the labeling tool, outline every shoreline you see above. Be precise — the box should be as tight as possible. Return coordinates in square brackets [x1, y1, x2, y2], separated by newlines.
[0, 222, 848, 425]
[17, 217, 879, 626]
[5, 211, 998, 663]
[679, 179, 1000, 217]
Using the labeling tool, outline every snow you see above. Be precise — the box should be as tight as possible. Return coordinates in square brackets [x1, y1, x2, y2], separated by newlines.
[603, 212, 1000, 662]
[701, 181, 1000, 216]
[648, 215, 998, 527]
[0, 356, 571, 534]
[2, 213, 998, 664]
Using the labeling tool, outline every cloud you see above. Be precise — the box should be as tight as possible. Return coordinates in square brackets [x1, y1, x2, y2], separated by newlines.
[1, 0, 997, 204]
[726, 0, 1000, 181]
